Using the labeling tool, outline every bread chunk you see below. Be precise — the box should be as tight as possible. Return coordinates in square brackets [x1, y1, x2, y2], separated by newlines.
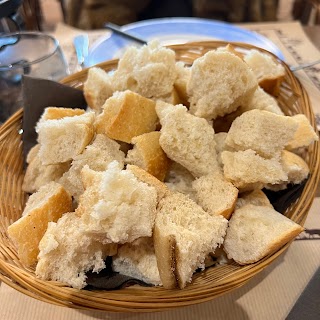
[8, 182, 72, 266]
[23, 144, 71, 194]
[187, 50, 257, 120]
[174, 62, 190, 107]
[96, 90, 158, 143]
[39, 107, 85, 121]
[244, 87, 284, 115]
[59, 134, 125, 201]
[126, 164, 169, 202]
[156, 101, 219, 177]
[244, 49, 285, 96]
[286, 114, 319, 150]
[112, 41, 177, 98]
[36, 212, 117, 289]
[192, 173, 238, 219]
[156, 87, 182, 106]
[214, 132, 229, 166]
[164, 162, 195, 200]
[221, 150, 287, 190]
[125, 131, 170, 181]
[36, 112, 95, 165]
[76, 161, 158, 244]
[83, 67, 113, 113]
[224, 204, 303, 264]
[154, 192, 228, 289]
[225, 110, 298, 159]
[235, 189, 272, 209]
[112, 237, 161, 286]
[266, 150, 310, 191]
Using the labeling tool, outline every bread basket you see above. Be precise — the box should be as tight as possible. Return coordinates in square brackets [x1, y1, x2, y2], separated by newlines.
[0, 41, 319, 312]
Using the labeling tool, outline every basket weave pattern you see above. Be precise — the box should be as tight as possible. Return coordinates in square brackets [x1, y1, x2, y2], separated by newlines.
[0, 42, 319, 312]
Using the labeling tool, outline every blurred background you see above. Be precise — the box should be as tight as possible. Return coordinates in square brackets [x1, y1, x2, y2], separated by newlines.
[6, 0, 320, 32]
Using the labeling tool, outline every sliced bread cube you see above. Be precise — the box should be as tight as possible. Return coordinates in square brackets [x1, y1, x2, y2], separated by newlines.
[225, 109, 298, 159]
[125, 131, 170, 181]
[36, 112, 95, 165]
[192, 172, 238, 219]
[221, 150, 288, 191]
[235, 189, 272, 209]
[223, 204, 304, 264]
[83, 67, 114, 113]
[156, 101, 219, 177]
[286, 114, 319, 150]
[23, 144, 70, 194]
[154, 192, 228, 289]
[112, 41, 177, 98]
[112, 237, 161, 286]
[8, 182, 72, 266]
[95, 90, 158, 143]
[244, 49, 285, 96]
[187, 50, 257, 120]
[36, 212, 117, 289]
[59, 134, 125, 201]
[76, 161, 158, 244]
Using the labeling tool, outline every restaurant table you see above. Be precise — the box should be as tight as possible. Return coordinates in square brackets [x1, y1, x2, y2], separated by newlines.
[0, 20, 320, 320]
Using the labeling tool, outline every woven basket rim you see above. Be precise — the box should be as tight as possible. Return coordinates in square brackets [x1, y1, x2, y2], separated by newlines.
[0, 41, 319, 312]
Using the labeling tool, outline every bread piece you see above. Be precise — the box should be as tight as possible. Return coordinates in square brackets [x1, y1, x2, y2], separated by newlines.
[223, 204, 303, 264]
[126, 164, 169, 202]
[156, 87, 182, 106]
[266, 150, 310, 191]
[76, 161, 158, 244]
[96, 90, 158, 143]
[156, 101, 219, 177]
[235, 189, 272, 209]
[36, 212, 117, 289]
[221, 150, 288, 191]
[216, 44, 244, 60]
[36, 112, 95, 165]
[7, 182, 72, 266]
[26, 144, 40, 164]
[23, 144, 71, 194]
[192, 172, 238, 219]
[174, 62, 190, 107]
[154, 192, 228, 289]
[83, 67, 113, 113]
[244, 49, 285, 96]
[214, 132, 229, 166]
[244, 87, 284, 115]
[59, 134, 125, 201]
[112, 237, 161, 286]
[286, 114, 319, 150]
[164, 162, 195, 200]
[225, 110, 298, 159]
[112, 41, 177, 98]
[213, 88, 284, 133]
[187, 50, 257, 120]
[125, 131, 170, 181]
[282, 150, 309, 184]
[39, 107, 85, 121]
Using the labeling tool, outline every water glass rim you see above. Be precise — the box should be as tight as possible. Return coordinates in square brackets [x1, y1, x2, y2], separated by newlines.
[0, 31, 61, 71]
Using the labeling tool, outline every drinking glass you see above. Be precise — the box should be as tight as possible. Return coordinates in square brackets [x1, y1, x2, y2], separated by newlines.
[0, 32, 69, 122]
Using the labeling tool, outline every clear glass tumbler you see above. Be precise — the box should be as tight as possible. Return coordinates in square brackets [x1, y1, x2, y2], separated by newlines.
[0, 32, 69, 123]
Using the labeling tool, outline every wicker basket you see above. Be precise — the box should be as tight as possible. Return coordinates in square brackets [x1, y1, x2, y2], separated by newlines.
[0, 41, 319, 312]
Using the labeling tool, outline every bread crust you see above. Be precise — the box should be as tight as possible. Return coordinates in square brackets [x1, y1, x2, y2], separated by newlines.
[153, 225, 177, 289]
[96, 91, 158, 143]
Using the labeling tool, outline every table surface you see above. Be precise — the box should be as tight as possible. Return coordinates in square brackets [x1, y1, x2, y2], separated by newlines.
[0, 21, 320, 320]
